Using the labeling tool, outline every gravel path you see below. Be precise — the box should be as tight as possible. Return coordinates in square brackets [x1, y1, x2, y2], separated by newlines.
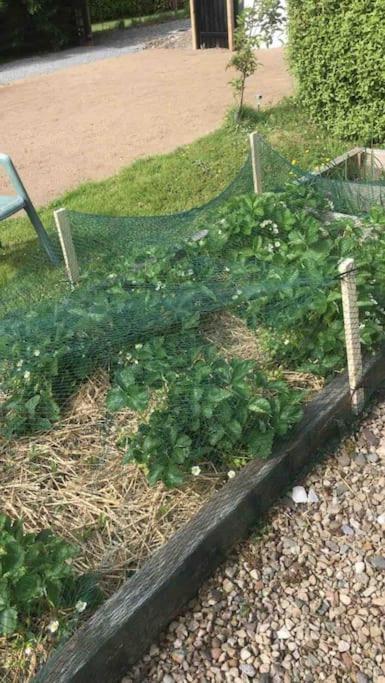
[0, 47, 291, 207]
[0, 19, 190, 85]
[124, 397, 385, 682]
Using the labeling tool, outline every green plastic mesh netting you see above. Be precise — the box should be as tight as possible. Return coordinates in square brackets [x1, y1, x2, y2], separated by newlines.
[2, 133, 385, 447]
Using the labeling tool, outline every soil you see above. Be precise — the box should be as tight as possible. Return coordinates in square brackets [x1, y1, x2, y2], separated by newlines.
[0, 46, 292, 207]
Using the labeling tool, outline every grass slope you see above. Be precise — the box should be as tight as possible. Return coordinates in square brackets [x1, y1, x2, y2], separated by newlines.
[0, 100, 353, 304]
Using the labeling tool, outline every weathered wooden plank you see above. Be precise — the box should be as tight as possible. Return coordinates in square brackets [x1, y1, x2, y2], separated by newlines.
[313, 147, 365, 177]
[35, 349, 385, 683]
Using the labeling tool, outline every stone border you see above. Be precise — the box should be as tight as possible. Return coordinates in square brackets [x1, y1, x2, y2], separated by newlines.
[35, 350, 385, 683]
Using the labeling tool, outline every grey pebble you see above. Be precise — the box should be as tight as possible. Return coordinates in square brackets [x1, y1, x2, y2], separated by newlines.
[370, 555, 385, 570]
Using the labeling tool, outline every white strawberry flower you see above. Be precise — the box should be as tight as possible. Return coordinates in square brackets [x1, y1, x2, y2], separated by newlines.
[75, 600, 87, 613]
[47, 620, 59, 634]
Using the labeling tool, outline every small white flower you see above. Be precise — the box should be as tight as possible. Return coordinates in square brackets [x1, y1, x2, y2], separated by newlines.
[33, 349, 40, 357]
[284, 339, 290, 346]
[135, 343, 143, 350]
[75, 600, 87, 613]
[236, 289, 242, 296]
[47, 620, 59, 634]
[274, 241, 281, 248]
[261, 220, 273, 229]
[227, 470, 236, 479]
[23, 370, 31, 381]
[24, 646, 33, 657]
[191, 466, 201, 476]
[17, 360, 24, 368]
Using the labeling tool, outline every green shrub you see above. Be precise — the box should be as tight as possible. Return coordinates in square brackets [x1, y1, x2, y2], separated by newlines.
[0, 514, 101, 637]
[288, 0, 385, 141]
[0, 0, 80, 57]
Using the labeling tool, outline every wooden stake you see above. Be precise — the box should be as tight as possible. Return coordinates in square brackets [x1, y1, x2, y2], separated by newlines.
[54, 208, 80, 287]
[338, 258, 364, 414]
[249, 132, 263, 194]
[189, 0, 199, 49]
[226, 0, 235, 51]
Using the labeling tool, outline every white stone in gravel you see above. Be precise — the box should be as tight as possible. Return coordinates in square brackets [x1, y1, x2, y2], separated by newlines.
[340, 593, 351, 606]
[338, 640, 350, 652]
[377, 512, 385, 525]
[277, 626, 291, 640]
[223, 579, 233, 593]
[341, 524, 355, 536]
[308, 488, 319, 503]
[291, 486, 308, 503]
[240, 648, 252, 661]
[355, 561, 366, 574]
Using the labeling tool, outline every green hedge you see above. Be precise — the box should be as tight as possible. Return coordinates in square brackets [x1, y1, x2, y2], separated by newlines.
[90, 0, 185, 23]
[0, 0, 81, 57]
[288, 0, 385, 141]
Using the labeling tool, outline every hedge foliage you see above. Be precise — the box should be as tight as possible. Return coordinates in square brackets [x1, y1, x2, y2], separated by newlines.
[288, 0, 385, 141]
[0, 0, 81, 57]
[90, 0, 185, 23]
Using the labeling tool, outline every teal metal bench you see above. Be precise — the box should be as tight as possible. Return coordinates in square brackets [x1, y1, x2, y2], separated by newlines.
[0, 153, 58, 265]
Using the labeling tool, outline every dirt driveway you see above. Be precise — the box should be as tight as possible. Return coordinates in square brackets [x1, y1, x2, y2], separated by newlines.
[0, 46, 292, 207]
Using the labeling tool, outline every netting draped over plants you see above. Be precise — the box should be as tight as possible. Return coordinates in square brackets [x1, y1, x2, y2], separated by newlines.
[2, 135, 385, 453]
[254, 135, 385, 215]
[3, 133, 385, 658]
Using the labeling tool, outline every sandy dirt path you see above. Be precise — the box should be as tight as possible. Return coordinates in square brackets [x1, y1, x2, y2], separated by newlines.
[0, 47, 292, 207]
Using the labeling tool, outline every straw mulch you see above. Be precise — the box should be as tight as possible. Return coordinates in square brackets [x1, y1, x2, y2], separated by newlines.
[0, 371, 222, 681]
[0, 320, 322, 681]
[1, 372, 220, 590]
[203, 311, 324, 395]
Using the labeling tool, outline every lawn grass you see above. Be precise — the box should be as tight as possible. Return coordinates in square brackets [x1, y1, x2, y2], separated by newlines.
[0, 99, 355, 311]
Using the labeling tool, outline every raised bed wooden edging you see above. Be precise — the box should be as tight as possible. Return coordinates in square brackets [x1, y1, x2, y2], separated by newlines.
[35, 349, 385, 683]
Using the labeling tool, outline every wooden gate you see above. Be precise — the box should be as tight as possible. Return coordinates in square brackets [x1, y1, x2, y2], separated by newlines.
[190, 0, 236, 50]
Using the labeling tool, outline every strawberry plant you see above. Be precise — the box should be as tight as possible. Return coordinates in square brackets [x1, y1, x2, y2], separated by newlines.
[108, 338, 303, 486]
[2, 182, 385, 438]
[0, 514, 102, 637]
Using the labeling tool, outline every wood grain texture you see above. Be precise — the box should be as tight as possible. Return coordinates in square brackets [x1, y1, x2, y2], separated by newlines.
[35, 350, 385, 683]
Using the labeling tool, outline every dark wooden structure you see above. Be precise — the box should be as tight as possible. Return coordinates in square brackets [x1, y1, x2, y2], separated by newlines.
[74, 0, 93, 45]
[189, 0, 237, 50]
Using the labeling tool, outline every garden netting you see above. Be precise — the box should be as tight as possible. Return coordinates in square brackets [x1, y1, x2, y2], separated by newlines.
[3, 133, 385, 655]
[2, 134, 385, 446]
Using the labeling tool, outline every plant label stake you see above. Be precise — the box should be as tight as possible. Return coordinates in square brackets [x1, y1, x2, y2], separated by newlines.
[338, 258, 364, 414]
[250, 132, 263, 195]
[54, 208, 80, 287]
